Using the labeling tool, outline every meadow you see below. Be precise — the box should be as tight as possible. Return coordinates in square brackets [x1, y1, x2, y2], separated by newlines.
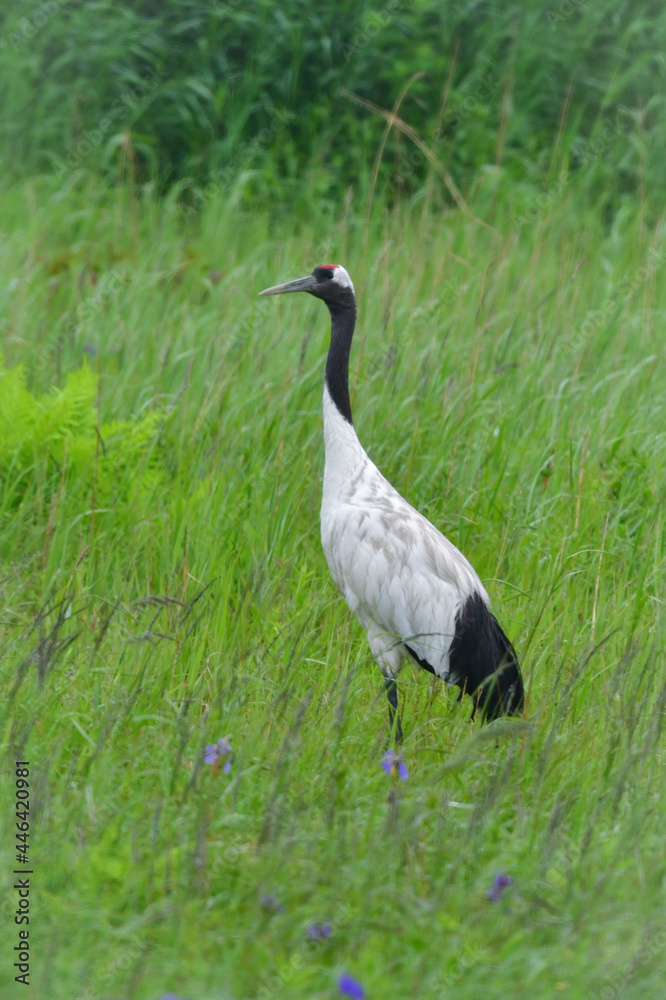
[0, 171, 664, 999]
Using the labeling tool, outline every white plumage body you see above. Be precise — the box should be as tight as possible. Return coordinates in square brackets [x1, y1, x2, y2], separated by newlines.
[320, 384, 487, 684]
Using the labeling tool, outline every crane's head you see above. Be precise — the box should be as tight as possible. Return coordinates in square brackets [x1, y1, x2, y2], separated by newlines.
[259, 264, 355, 306]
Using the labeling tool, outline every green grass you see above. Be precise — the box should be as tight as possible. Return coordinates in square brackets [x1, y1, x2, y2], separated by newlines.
[0, 174, 664, 999]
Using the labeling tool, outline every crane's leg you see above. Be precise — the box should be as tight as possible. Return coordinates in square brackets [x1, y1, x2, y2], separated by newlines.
[367, 628, 403, 741]
[385, 677, 403, 742]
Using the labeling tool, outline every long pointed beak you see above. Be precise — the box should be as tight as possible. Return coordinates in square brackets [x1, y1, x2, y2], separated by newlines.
[259, 275, 316, 296]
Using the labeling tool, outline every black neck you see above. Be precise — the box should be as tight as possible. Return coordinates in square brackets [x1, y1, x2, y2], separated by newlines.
[324, 296, 357, 424]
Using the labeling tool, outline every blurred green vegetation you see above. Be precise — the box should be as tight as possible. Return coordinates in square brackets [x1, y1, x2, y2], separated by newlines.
[1, 5, 665, 997]
[1, 0, 665, 211]
[0, 172, 664, 1000]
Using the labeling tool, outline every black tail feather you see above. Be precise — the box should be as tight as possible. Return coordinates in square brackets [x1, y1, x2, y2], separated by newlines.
[402, 591, 524, 723]
[450, 592, 525, 720]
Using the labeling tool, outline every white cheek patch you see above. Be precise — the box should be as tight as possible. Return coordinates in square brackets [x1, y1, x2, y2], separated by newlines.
[331, 266, 355, 293]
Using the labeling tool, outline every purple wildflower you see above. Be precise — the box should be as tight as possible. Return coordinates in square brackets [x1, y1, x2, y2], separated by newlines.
[338, 973, 366, 999]
[381, 749, 409, 781]
[307, 921, 333, 941]
[204, 736, 233, 773]
[486, 873, 514, 902]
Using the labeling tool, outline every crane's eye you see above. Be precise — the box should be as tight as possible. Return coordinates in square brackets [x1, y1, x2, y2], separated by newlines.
[314, 265, 336, 281]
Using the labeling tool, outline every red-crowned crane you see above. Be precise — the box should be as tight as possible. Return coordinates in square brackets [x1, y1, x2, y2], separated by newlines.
[259, 264, 524, 740]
